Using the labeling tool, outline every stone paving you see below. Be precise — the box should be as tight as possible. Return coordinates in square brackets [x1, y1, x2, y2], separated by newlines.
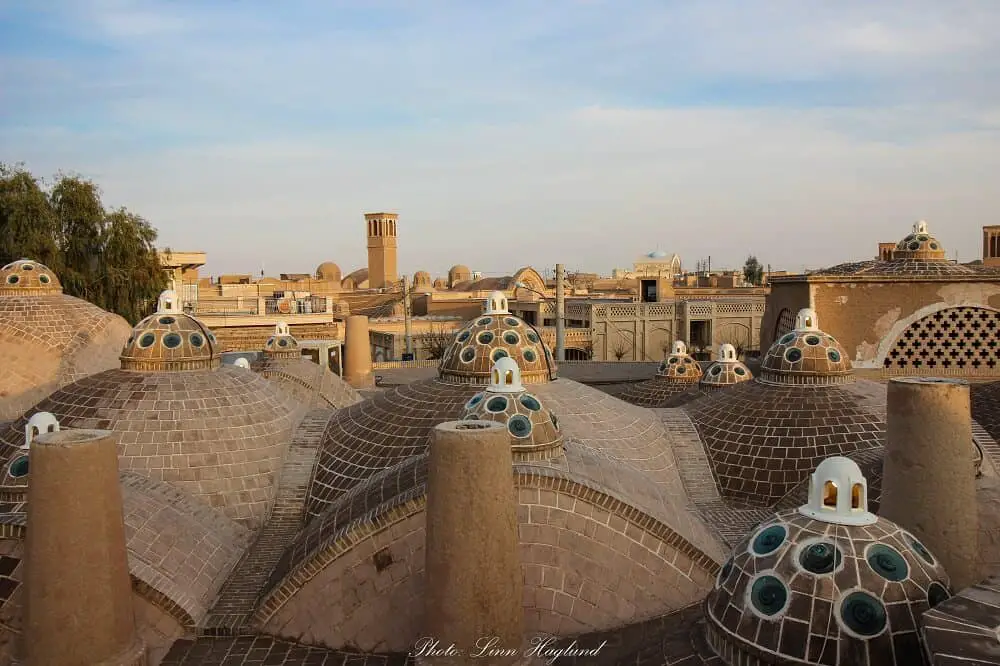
[199, 409, 334, 635]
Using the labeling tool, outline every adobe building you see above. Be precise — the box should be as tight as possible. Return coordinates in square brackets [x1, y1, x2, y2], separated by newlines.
[365, 212, 399, 290]
[761, 221, 1000, 376]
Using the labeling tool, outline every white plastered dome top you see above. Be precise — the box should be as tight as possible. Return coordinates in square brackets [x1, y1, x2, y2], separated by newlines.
[487, 356, 525, 394]
[794, 308, 819, 332]
[798, 456, 877, 525]
[483, 290, 510, 315]
[717, 343, 737, 362]
[672, 340, 688, 355]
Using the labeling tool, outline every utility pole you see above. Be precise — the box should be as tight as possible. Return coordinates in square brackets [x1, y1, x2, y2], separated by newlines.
[402, 276, 414, 360]
[555, 263, 566, 362]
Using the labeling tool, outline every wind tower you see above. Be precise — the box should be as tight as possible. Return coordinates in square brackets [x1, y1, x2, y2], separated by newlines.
[365, 212, 398, 290]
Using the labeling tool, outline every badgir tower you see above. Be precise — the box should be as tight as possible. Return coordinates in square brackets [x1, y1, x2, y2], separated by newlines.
[0, 218, 998, 665]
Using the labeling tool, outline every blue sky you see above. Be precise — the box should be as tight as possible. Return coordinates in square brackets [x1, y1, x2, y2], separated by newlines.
[2, 1, 999, 277]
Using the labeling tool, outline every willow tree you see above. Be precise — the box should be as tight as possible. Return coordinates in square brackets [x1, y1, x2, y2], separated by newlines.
[0, 163, 167, 323]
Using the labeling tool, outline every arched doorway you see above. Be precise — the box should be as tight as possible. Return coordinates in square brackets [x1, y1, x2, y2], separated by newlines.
[882, 306, 1000, 373]
[564, 348, 590, 361]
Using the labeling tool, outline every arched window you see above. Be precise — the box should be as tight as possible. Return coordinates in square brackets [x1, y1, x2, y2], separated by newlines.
[492, 369, 500, 384]
[505, 370, 514, 384]
[851, 483, 864, 509]
[822, 480, 838, 509]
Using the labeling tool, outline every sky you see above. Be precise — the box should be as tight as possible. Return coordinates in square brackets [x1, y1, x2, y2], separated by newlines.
[2, 1, 999, 278]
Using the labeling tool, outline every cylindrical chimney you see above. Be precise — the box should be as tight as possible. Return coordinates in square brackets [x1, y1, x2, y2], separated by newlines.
[421, 420, 523, 665]
[343, 314, 374, 388]
[22, 428, 146, 666]
[880, 377, 980, 590]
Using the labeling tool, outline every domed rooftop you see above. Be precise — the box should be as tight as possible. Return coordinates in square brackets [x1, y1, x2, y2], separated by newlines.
[648, 250, 668, 259]
[705, 457, 951, 666]
[315, 261, 342, 282]
[438, 291, 556, 384]
[263, 321, 299, 359]
[252, 322, 362, 413]
[461, 357, 563, 461]
[893, 220, 946, 261]
[701, 343, 753, 388]
[0, 303, 298, 528]
[618, 341, 702, 408]
[0, 258, 61, 294]
[760, 308, 852, 385]
[413, 270, 431, 285]
[683, 315, 883, 506]
[0, 258, 133, 421]
[120, 291, 220, 371]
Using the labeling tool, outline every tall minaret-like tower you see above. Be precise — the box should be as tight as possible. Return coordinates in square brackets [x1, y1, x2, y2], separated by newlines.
[365, 212, 398, 290]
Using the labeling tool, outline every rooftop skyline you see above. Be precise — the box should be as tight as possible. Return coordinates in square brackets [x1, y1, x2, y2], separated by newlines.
[2, 0, 999, 276]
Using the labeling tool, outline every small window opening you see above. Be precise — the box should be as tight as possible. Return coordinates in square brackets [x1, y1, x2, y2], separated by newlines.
[492, 369, 499, 384]
[851, 483, 863, 510]
[504, 370, 514, 384]
[822, 480, 838, 509]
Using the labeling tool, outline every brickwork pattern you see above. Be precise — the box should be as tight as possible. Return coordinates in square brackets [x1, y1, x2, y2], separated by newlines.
[683, 380, 884, 506]
[619, 378, 700, 408]
[884, 306, 1000, 374]
[201, 409, 333, 635]
[161, 635, 411, 665]
[0, 367, 298, 528]
[922, 573, 1000, 666]
[306, 379, 476, 518]
[252, 357, 362, 413]
[0, 293, 132, 420]
[121, 311, 221, 371]
[0, 539, 22, 663]
[760, 328, 852, 385]
[213, 323, 340, 354]
[809, 258, 1000, 278]
[707, 511, 951, 666]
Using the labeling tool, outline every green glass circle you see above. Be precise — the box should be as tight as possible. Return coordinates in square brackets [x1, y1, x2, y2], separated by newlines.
[785, 348, 803, 362]
[840, 592, 887, 637]
[38, 274, 50, 284]
[457, 330, 471, 343]
[867, 544, 909, 582]
[6, 275, 19, 284]
[491, 348, 508, 362]
[8, 455, 29, 478]
[917, 234, 929, 242]
[711, 365, 722, 376]
[477, 331, 495, 344]
[905, 533, 935, 565]
[734, 366, 747, 376]
[20, 263, 33, 271]
[523, 349, 537, 363]
[908, 241, 920, 251]
[486, 396, 509, 413]
[278, 338, 289, 347]
[207, 333, 216, 344]
[799, 541, 842, 575]
[930, 242, 939, 250]
[676, 365, 686, 374]
[158, 316, 176, 325]
[526, 331, 538, 343]
[504, 317, 520, 327]
[138, 333, 156, 348]
[508, 415, 532, 438]
[190, 333, 204, 347]
[520, 395, 541, 411]
[466, 393, 484, 409]
[460, 347, 476, 363]
[828, 349, 842, 362]
[163, 333, 182, 349]
[477, 317, 492, 326]
[928, 582, 950, 608]
[779, 333, 796, 345]
[669, 357, 679, 364]
[751, 524, 787, 556]
[805, 335, 821, 346]
[266, 336, 275, 346]
[750, 575, 788, 616]
[503, 331, 520, 345]
[683, 357, 693, 364]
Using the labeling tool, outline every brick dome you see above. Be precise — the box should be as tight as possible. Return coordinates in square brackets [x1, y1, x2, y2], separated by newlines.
[262, 321, 299, 359]
[706, 458, 951, 666]
[893, 220, 946, 261]
[618, 341, 701, 407]
[120, 291, 219, 372]
[315, 261, 342, 282]
[0, 258, 132, 421]
[701, 343, 753, 388]
[760, 309, 852, 385]
[657, 341, 703, 380]
[461, 357, 563, 461]
[0, 361, 298, 528]
[448, 264, 471, 285]
[438, 292, 556, 384]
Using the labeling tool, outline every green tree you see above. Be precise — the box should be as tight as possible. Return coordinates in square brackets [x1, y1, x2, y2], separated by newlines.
[743, 255, 764, 286]
[0, 163, 167, 323]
